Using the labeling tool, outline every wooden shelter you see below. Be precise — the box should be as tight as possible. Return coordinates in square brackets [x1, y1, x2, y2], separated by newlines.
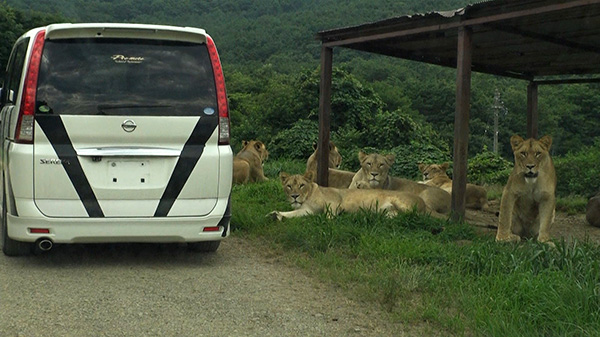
[315, 0, 600, 221]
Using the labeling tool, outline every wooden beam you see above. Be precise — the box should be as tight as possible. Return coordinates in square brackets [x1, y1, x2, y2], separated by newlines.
[317, 46, 333, 186]
[451, 26, 472, 222]
[527, 82, 539, 139]
[534, 77, 600, 85]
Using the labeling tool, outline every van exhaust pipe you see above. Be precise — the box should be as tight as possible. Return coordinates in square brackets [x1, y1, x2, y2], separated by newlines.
[36, 238, 53, 252]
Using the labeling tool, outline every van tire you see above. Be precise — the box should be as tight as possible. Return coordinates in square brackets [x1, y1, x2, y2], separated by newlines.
[1, 193, 32, 256]
[187, 240, 220, 252]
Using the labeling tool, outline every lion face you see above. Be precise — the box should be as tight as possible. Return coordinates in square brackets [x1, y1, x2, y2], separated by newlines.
[358, 151, 395, 188]
[510, 135, 552, 183]
[329, 142, 342, 168]
[310, 141, 342, 169]
[242, 140, 269, 163]
[418, 163, 449, 181]
[279, 172, 314, 209]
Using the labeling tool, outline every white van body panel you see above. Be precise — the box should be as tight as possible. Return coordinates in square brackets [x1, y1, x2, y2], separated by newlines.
[0, 23, 232, 252]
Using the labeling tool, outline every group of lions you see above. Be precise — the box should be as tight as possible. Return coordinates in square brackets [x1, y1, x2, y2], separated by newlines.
[233, 134, 578, 246]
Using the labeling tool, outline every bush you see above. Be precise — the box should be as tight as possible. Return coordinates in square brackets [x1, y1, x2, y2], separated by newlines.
[268, 119, 318, 160]
[389, 142, 450, 180]
[554, 142, 600, 197]
[467, 148, 513, 185]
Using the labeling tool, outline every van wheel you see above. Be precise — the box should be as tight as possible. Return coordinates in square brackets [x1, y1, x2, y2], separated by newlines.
[1, 194, 32, 256]
[187, 240, 220, 252]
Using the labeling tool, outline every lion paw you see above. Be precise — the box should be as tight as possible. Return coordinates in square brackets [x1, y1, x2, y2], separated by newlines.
[495, 233, 521, 243]
[267, 211, 284, 221]
[538, 236, 556, 248]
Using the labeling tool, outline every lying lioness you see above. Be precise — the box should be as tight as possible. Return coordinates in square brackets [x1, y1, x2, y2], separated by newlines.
[305, 142, 354, 189]
[269, 172, 426, 220]
[349, 151, 451, 214]
[418, 162, 489, 211]
[587, 190, 600, 227]
[233, 140, 269, 184]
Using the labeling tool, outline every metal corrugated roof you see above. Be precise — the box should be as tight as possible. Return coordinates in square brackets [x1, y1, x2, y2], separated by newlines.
[317, 0, 600, 81]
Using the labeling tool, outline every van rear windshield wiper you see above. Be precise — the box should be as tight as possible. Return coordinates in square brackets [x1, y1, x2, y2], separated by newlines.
[97, 104, 172, 114]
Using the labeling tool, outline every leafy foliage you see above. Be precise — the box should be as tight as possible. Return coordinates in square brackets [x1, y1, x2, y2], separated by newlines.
[467, 147, 513, 185]
[268, 119, 319, 160]
[554, 142, 600, 198]
[0, 4, 67, 80]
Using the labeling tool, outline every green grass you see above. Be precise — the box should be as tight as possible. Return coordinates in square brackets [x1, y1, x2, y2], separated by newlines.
[556, 195, 589, 215]
[232, 167, 600, 336]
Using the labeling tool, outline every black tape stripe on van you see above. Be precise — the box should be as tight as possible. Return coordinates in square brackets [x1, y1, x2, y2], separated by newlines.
[35, 115, 104, 217]
[154, 117, 215, 217]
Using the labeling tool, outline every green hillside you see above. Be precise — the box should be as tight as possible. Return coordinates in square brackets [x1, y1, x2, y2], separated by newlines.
[2, 0, 600, 183]
[3, 0, 470, 67]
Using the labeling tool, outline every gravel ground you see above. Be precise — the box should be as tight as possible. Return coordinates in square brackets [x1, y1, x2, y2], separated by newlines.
[0, 236, 423, 337]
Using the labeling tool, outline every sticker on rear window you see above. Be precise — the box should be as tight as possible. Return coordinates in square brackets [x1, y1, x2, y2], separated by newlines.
[204, 107, 215, 115]
[111, 55, 145, 64]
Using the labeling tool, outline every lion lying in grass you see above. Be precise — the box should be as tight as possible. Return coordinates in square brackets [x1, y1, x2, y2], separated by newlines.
[305, 141, 354, 189]
[587, 190, 600, 227]
[349, 151, 451, 214]
[269, 172, 427, 220]
[496, 135, 556, 245]
[233, 140, 269, 184]
[418, 162, 489, 211]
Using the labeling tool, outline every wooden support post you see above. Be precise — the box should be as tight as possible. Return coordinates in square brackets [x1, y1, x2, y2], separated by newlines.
[451, 26, 472, 222]
[527, 82, 538, 139]
[317, 46, 333, 186]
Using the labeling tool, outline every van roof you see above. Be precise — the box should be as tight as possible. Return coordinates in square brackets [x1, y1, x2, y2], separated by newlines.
[27, 23, 209, 44]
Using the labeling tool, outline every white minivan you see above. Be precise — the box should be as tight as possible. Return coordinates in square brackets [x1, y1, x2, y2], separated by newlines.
[0, 23, 232, 255]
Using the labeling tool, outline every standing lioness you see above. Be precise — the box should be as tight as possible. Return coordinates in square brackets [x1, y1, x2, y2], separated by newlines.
[496, 135, 556, 244]
[269, 172, 426, 220]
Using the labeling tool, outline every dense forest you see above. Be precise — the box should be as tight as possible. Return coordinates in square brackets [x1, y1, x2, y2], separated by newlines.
[1, 0, 599, 180]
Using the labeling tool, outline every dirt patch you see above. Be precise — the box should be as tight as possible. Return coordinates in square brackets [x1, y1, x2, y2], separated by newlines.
[464, 199, 600, 244]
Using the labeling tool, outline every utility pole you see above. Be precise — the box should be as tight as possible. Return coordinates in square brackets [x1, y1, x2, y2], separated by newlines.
[491, 89, 502, 154]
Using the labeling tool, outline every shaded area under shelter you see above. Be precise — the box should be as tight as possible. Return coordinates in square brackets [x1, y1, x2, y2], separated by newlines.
[315, 0, 600, 221]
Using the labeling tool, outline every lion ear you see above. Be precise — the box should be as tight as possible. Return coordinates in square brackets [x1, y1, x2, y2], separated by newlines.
[254, 141, 263, 151]
[386, 154, 396, 165]
[358, 151, 367, 162]
[441, 162, 450, 170]
[510, 135, 524, 151]
[418, 163, 426, 172]
[328, 141, 335, 151]
[539, 135, 552, 150]
[279, 172, 289, 183]
[304, 170, 314, 182]
[242, 140, 248, 147]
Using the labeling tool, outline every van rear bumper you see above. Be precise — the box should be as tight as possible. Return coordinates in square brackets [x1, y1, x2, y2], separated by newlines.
[6, 200, 231, 244]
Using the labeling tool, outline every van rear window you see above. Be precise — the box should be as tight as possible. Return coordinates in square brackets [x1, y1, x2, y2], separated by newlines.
[36, 38, 217, 116]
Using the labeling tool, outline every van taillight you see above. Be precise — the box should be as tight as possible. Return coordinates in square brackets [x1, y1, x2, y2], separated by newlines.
[16, 30, 46, 144]
[206, 35, 230, 145]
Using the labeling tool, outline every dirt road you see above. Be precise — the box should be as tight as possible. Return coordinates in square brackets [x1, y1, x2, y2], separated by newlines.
[0, 237, 422, 337]
[2, 202, 595, 336]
